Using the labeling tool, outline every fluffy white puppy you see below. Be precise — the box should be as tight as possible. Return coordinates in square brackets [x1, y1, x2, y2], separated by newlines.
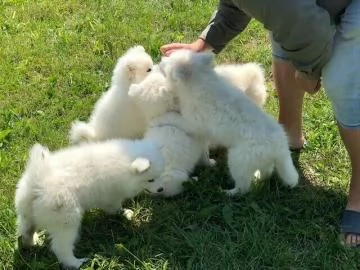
[145, 112, 207, 197]
[159, 50, 299, 196]
[210, 63, 268, 150]
[15, 139, 165, 268]
[128, 65, 178, 124]
[69, 45, 153, 144]
[128, 68, 212, 197]
[214, 63, 267, 107]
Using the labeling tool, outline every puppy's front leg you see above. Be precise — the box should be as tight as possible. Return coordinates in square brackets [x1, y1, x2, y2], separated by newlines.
[199, 149, 216, 167]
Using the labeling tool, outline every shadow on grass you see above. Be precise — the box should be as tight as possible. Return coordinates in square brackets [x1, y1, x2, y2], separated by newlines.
[12, 149, 360, 269]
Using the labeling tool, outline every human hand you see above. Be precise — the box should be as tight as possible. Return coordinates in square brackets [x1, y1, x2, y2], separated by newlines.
[160, 38, 211, 56]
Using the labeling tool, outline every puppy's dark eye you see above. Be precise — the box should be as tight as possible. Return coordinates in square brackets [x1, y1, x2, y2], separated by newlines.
[147, 68, 152, 72]
[147, 179, 154, 183]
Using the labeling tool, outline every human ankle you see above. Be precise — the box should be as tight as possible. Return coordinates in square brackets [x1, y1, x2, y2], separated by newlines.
[346, 197, 360, 212]
[279, 124, 304, 148]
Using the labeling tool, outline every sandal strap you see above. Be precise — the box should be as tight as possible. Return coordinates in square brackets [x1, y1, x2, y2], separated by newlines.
[340, 210, 360, 234]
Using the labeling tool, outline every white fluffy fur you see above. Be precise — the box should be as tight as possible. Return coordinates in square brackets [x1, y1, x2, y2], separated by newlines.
[69, 45, 153, 144]
[15, 139, 165, 268]
[145, 113, 208, 197]
[129, 68, 212, 197]
[210, 63, 268, 149]
[159, 50, 299, 196]
[128, 65, 178, 124]
[214, 63, 267, 107]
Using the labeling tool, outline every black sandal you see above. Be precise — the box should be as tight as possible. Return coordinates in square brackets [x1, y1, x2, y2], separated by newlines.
[340, 209, 360, 247]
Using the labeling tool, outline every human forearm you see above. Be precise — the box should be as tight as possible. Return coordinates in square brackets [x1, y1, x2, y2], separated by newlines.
[199, 0, 251, 53]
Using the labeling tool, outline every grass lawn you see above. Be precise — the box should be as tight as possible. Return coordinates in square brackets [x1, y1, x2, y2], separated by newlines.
[1, 0, 359, 269]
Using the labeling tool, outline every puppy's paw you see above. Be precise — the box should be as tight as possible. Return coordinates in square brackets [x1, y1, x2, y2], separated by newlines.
[254, 170, 261, 179]
[32, 232, 43, 246]
[19, 231, 42, 249]
[122, 208, 134, 220]
[191, 176, 199, 182]
[223, 187, 240, 197]
[286, 177, 299, 189]
[79, 257, 89, 264]
[64, 257, 89, 269]
[208, 158, 216, 167]
[283, 170, 299, 188]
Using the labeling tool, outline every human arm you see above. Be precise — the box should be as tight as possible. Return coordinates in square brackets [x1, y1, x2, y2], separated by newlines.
[160, 0, 251, 56]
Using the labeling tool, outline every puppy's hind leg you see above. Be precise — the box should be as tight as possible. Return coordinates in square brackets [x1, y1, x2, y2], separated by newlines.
[49, 221, 88, 269]
[198, 142, 216, 167]
[44, 209, 88, 269]
[275, 148, 299, 188]
[225, 146, 255, 196]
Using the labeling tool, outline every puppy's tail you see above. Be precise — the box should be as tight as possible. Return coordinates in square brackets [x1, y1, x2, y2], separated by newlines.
[26, 143, 50, 184]
[15, 143, 50, 246]
[241, 63, 268, 107]
[69, 120, 96, 144]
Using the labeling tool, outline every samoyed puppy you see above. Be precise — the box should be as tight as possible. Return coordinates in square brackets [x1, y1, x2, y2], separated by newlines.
[15, 139, 165, 268]
[69, 45, 153, 144]
[214, 63, 267, 107]
[210, 63, 268, 149]
[159, 50, 299, 196]
[128, 67, 213, 197]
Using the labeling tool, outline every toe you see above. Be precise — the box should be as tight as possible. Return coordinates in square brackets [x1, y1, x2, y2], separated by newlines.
[344, 233, 360, 247]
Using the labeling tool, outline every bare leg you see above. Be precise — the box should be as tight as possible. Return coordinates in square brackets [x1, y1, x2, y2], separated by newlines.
[272, 59, 306, 149]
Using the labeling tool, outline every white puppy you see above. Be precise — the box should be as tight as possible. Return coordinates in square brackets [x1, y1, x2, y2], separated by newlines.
[214, 63, 267, 107]
[15, 139, 165, 268]
[128, 68, 212, 197]
[159, 50, 299, 196]
[210, 63, 268, 150]
[69, 45, 153, 144]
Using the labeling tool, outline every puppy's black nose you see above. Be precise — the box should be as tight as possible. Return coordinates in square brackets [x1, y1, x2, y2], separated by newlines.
[157, 187, 164, 192]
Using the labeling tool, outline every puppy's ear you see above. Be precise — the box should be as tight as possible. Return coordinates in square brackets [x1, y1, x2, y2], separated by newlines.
[130, 45, 145, 53]
[172, 63, 192, 81]
[126, 63, 137, 82]
[159, 57, 169, 77]
[131, 158, 151, 174]
[127, 63, 136, 73]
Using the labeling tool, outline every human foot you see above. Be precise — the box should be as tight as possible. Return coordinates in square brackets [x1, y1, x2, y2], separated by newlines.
[340, 209, 360, 247]
[286, 130, 306, 151]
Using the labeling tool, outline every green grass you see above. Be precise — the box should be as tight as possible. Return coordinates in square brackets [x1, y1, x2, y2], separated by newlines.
[0, 0, 358, 269]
